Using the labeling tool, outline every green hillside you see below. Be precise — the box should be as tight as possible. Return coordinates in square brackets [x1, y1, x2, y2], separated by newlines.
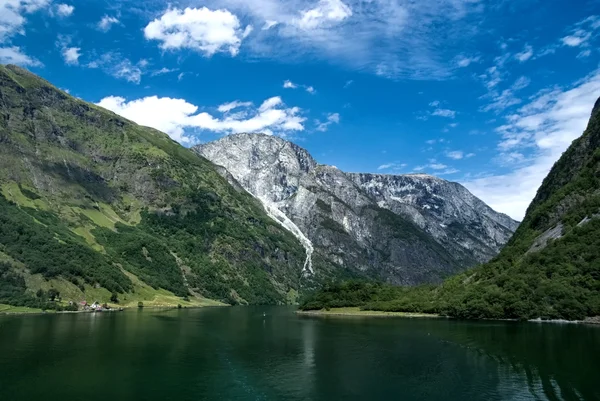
[301, 96, 600, 321]
[0, 64, 310, 309]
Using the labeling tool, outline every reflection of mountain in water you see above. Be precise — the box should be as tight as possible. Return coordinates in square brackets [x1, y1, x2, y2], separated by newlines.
[443, 322, 600, 401]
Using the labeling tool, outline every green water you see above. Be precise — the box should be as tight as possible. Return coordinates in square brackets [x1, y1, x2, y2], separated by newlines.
[0, 307, 598, 401]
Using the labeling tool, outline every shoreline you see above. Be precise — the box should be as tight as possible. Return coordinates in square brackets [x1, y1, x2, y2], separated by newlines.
[0, 303, 227, 316]
[297, 307, 600, 325]
[297, 307, 440, 319]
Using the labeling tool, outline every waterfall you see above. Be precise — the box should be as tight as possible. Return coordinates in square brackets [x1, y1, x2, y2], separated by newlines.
[257, 196, 314, 274]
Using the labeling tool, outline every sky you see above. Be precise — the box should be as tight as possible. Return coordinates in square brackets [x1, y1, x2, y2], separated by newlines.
[1, 0, 600, 220]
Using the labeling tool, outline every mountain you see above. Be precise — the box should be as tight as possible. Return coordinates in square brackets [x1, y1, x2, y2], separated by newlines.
[300, 96, 600, 321]
[0, 64, 310, 308]
[194, 134, 518, 285]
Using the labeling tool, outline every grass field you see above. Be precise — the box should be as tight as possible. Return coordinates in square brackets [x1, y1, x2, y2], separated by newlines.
[0, 304, 46, 314]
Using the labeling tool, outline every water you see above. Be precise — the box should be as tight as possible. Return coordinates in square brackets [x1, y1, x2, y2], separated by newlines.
[0, 307, 598, 401]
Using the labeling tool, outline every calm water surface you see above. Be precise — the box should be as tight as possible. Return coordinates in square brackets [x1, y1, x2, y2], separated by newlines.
[0, 307, 598, 401]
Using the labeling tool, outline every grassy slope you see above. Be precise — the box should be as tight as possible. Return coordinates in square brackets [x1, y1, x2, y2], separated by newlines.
[301, 99, 600, 321]
[0, 64, 308, 307]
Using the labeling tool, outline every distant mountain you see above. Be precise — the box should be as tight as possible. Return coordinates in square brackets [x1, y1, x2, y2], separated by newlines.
[0, 65, 310, 308]
[300, 96, 600, 321]
[194, 134, 518, 285]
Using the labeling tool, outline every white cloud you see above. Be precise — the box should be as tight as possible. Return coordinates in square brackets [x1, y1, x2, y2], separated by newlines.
[446, 150, 463, 160]
[0, 0, 50, 42]
[97, 95, 306, 144]
[377, 162, 407, 171]
[463, 69, 600, 220]
[561, 32, 590, 47]
[294, 0, 352, 30]
[206, 0, 483, 79]
[429, 100, 440, 107]
[515, 44, 533, 62]
[455, 54, 479, 67]
[144, 7, 251, 57]
[413, 160, 457, 175]
[98, 15, 119, 32]
[559, 16, 600, 48]
[62, 46, 80, 65]
[87, 53, 145, 84]
[315, 112, 340, 131]
[217, 100, 253, 113]
[0, 46, 41, 66]
[150, 67, 179, 76]
[56, 4, 74, 17]
[262, 20, 279, 30]
[283, 79, 316, 93]
[258, 96, 283, 112]
[482, 76, 531, 113]
[437, 168, 459, 175]
[577, 49, 592, 59]
[112, 60, 142, 84]
[425, 138, 445, 145]
[429, 163, 448, 170]
[344, 79, 353, 88]
[432, 108, 456, 118]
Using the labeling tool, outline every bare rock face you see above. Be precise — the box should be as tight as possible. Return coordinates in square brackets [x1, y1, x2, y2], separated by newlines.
[194, 133, 519, 285]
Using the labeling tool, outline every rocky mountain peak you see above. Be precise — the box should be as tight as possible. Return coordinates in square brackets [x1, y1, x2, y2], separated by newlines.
[194, 133, 519, 285]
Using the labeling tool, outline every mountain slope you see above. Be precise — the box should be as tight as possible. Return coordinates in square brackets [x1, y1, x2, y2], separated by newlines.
[301, 96, 600, 321]
[0, 65, 309, 308]
[194, 134, 518, 285]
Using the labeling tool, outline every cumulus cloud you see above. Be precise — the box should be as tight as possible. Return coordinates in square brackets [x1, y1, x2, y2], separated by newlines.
[144, 7, 252, 57]
[462, 69, 600, 220]
[0, 0, 50, 42]
[62, 46, 80, 65]
[56, 4, 74, 17]
[97, 95, 306, 144]
[283, 79, 298, 88]
[294, 0, 352, 30]
[98, 15, 119, 32]
[0, 46, 41, 66]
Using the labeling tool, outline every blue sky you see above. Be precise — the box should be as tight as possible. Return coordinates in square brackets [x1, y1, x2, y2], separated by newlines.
[1, 0, 600, 220]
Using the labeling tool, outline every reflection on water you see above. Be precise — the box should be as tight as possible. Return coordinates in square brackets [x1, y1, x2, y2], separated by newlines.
[0, 307, 598, 401]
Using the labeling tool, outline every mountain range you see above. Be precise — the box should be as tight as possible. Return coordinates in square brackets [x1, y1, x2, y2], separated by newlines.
[301, 94, 600, 321]
[195, 134, 518, 285]
[0, 64, 527, 311]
